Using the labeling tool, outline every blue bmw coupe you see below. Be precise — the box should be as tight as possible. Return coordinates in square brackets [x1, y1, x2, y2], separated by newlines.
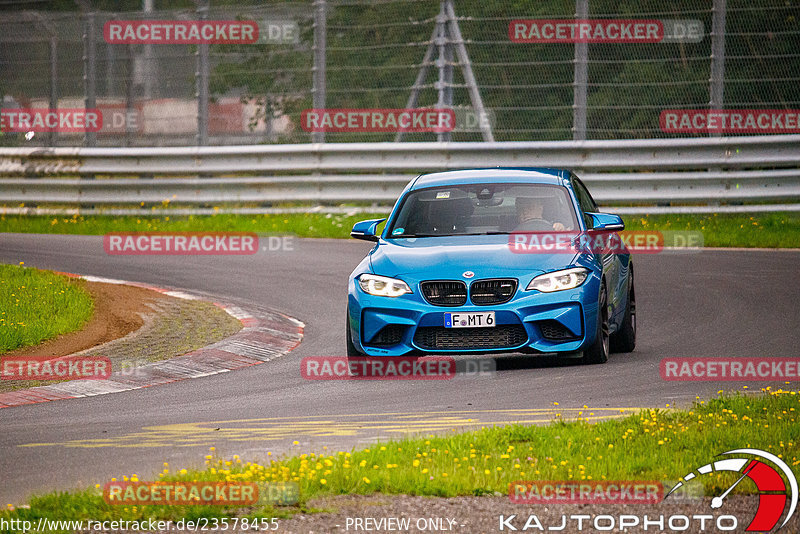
[346, 168, 635, 364]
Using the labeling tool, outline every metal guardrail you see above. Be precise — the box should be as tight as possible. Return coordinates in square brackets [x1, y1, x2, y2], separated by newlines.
[0, 135, 798, 213]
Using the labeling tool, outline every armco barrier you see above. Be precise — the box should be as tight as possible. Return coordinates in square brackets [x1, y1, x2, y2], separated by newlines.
[0, 135, 798, 213]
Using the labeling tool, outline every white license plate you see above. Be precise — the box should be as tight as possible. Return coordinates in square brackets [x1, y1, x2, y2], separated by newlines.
[444, 312, 495, 328]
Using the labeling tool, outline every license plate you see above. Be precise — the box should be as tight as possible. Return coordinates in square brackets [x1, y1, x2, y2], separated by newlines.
[444, 312, 495, 328]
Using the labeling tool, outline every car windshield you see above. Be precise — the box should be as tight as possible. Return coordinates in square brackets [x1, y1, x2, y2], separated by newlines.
[386, 183, 578, 238]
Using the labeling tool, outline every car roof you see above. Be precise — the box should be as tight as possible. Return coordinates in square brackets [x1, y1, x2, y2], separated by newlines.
[410, 168, 570, 190]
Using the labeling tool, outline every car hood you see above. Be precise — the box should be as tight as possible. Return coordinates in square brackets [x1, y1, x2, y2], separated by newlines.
[369, 235, 580, 279]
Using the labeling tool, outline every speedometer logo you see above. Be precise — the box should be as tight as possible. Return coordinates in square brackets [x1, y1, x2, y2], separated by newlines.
[665, 448, 798, 531]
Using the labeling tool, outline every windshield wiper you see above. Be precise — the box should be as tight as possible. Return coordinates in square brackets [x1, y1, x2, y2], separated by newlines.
[390, 231, 510, 238]
[389, 233, 439, 238]
[461, 231, 510, 236]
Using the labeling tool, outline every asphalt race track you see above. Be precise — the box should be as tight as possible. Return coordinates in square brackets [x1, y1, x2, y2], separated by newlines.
[0, 233, 798, 505]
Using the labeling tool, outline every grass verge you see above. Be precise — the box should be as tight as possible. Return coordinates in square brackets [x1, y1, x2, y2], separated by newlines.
[0, 264, 94, 354]
[0, 295, 242, 394]
[0, 212, 386, 239]
[2, 388, 797, 532]
[0, 212, 798, 247]
[623, 212, 800, 248]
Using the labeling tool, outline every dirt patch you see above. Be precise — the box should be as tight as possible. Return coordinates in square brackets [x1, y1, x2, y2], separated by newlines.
[0, 281, 243, 393]
[80, 291, 244, 365]
[2, 281, 162, 359]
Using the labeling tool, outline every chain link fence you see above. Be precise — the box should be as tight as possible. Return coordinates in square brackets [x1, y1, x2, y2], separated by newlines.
[0, 0, 797, 146]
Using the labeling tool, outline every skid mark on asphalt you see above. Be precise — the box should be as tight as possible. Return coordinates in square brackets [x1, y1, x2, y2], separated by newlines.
[20, 408, 645, 449]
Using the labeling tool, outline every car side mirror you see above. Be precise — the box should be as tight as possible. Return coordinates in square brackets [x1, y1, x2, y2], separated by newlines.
[586, 212, 624, 231]
[350, 218, 386, 242]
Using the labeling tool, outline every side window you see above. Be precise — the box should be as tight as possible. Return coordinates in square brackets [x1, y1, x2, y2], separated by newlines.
[571, 175, 598, 227]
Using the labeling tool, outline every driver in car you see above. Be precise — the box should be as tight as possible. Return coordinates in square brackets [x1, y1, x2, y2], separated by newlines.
[514, 196, 567, 231]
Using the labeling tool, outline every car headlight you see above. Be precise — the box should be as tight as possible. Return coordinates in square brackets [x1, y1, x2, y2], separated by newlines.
[526, 267, 589, 292]
[358, 274, 412, 297]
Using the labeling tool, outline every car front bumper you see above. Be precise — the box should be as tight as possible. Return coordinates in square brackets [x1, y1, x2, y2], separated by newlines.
[347, 275, 601, 357]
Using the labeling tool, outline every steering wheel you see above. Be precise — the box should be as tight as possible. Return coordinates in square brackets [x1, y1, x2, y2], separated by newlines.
[514, 219, 556, 232]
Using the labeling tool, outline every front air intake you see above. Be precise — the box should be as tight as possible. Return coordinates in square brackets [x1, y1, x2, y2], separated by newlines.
[420, 280, 468, 306]
[470, 278, 517, 305]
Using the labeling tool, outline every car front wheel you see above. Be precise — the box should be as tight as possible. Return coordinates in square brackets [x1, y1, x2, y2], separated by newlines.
[610, 269, 636, 353]
[581, 282, 609, 364]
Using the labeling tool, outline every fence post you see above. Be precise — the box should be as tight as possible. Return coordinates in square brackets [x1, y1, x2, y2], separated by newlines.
[312, 0, 327, 143]
[83, 11, 97, 147]
[572, 0, 588, 141]
[49, 35, 58, 146]
[196, 0, 210, 146]
[436, 1, 451, 143]
[142, 0, 155, 100]
[105, 31, 115, 96]
[709, 0, 727, 137]
[126, 43, 136, 147]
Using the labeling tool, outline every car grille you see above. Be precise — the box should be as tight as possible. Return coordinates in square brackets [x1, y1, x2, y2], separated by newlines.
[365, 325, 406, 346]
[413, 324, 528, 350]
[539, 320, 580, 341]
[420, 281, 468, 306]
[470, 279, 517, 305]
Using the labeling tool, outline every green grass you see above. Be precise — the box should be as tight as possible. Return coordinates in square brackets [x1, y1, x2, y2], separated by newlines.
[3, 388, 797, 531]
[0, 212, 389, 239]
[623, 212, 800, 248]
[0, 211, 798, 247]
[0, 265, 94, 354]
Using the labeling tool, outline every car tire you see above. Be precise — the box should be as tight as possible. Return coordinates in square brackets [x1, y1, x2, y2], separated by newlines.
[610, 269, 636, 353]
[581, 282, 609, 364]
[346, 308, 363, 357]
